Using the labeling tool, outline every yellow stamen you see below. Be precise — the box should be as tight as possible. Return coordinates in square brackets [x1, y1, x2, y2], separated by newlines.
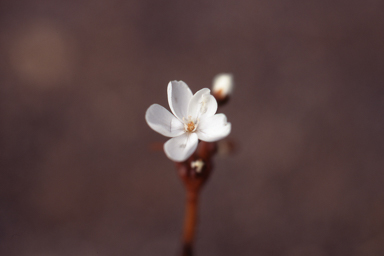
[187, 121, 195, 132]
[183, 116, 199, 133]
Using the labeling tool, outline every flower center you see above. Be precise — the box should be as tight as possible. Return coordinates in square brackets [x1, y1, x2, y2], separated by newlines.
[183, 116, 199, 133]
[186, 121, 195, 132]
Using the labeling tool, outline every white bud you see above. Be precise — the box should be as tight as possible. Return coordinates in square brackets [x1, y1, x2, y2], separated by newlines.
[212, 73, 234, 98]
[191, 159, 205, 173]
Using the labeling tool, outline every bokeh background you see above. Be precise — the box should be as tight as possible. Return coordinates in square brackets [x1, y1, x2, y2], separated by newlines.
[1, 0, 384, 255]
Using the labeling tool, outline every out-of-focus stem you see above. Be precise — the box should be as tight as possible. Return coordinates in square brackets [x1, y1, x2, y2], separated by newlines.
[177, 141, 216, 256]
[182, 189, 199, 256]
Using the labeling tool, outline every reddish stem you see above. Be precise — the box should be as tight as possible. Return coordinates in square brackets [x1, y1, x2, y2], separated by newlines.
[177, 141, 216, 256]
[182, 189, 199, 256]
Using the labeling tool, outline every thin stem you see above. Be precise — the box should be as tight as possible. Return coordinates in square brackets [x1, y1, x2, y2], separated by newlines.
[182, 189, 199, 256]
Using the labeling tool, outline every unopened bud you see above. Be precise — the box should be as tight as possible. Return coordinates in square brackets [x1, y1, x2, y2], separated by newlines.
[191, 159, 205, 173]
[212, 73, 234, 101]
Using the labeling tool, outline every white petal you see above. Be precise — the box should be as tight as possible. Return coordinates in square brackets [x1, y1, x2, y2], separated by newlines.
[187, 88, 217, 120]
[201, 94, 218, 118]
[164, 133, 198, 162]
[196, 113, 231, 142]
[145, 104, 185, 137]
[167, 81, 193, 120]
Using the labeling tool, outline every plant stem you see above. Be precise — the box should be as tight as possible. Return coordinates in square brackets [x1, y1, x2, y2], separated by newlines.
[182, 189, 199, 256]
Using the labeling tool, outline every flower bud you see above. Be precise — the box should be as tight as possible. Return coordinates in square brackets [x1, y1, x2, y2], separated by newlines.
[212, 73, 234, 101]
[191, 159, 205, 173]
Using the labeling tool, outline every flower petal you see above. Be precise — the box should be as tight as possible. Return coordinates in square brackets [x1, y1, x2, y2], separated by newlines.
[201, 94, 218, 118]
[187, 88, 217, 120]
[196, 113, 231, 142]
[145, 104, 185, 137]
[164, 132, 198, 162]
[167, 81, 193, 120]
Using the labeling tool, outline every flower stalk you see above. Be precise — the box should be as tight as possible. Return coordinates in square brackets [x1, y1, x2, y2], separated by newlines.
[176, 141, 216, 256]
[181, 190, 198, 256]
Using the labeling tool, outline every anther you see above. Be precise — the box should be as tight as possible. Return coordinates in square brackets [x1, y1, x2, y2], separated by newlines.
[187, 121, 195, 132]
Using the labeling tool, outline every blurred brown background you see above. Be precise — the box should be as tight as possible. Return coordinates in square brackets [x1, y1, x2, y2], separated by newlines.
[1, 0, 384, 255]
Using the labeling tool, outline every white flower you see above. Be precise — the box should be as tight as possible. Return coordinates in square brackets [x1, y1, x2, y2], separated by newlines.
[212, 73, 234, 98]
[145, 81, 231, 162]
